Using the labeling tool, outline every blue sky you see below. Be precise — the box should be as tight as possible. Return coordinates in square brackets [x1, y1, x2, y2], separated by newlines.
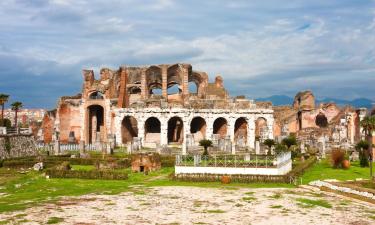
[0, 0, 375, 108]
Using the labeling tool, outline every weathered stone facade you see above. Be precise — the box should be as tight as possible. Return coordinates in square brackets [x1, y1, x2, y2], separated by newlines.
[0, 134, 37, 159]
[44, 63, 274, 154]
[273, 90, 366, 151]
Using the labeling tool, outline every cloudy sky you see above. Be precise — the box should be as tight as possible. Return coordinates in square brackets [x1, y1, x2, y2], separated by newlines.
[0, 0, 375, 108]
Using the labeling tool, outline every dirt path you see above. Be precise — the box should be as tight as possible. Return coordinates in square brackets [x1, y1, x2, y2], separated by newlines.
[0, 186, 374, 224]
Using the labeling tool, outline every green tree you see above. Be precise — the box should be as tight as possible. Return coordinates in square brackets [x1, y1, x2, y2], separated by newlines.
[355, 140, 370, 167]
[11, 102, 23, 129]
[360, 116, 375, 177]
[199, 139, 213, 156]
[0, 94, 9, 127]
[263, 139, 275, 155]
[281, 135, 297, 149]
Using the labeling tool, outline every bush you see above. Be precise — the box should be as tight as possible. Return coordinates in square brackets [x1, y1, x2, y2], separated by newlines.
[274, 144, 287, 154]
[287, 156, 317, 178]
[331, 148, 346, 168]
[160, 155, 175, 167]
[46, 169, 128, 180]
[199, 139, 213, 156]
[56, 161, 71, 171]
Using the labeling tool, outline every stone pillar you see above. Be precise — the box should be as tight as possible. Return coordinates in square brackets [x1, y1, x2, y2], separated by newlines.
[160, 119, 168, 145]
[267, 118, 274, 139]
[54, 140, 60, 155]
[79, 140, 85, 155]
[182, 65, 189, 99]
[138, 118, 145, 147]
[255, 140, 260, 154]
[162, 66, 168, 100]
[117, 66, 128, 108]
[358, 108, 367, 140]
[141, 69, 147, 99]
[228, 119, 235, 143]
[206, 118, 213, 142]
[248, 118, 255, 149]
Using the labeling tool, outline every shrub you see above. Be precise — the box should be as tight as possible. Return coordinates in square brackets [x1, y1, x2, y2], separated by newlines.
[199, 139, 213, 156]
[160, 155, 175, 167]
[46, 169, 128, 180]
[274, 143, 287, 154]
[56, 161, 71, 171]
[331, 148, 345, 168]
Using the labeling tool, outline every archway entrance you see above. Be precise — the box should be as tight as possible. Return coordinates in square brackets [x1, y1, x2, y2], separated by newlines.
[234, 117, 248, 145]
[190, 117, 206, 142]
[213, 117, 227, 139]
[121, 116, 138, 144]
[144, 117, 161, 144]
[315, 113, 328, 128]
[168, 117, 184, 144]
[87, 105, 104, 144]
[255, 117, 267, 140]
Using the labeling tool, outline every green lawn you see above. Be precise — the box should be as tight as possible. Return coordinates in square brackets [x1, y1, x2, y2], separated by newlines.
[301, 159, 374, 184]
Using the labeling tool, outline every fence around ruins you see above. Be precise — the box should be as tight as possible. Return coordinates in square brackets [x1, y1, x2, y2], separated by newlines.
[175, 152, 292, 176]
[35, 143, 108, 153]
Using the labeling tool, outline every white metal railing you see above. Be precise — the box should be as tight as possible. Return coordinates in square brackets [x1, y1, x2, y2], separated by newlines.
[175, 152, 291, 168]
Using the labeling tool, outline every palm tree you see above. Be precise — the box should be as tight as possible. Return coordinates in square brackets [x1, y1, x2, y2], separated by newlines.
[0, 94, 9, 126]
[355, 140, 370, 167]
[11, 102, 23, 129]
[263, 139, 275, 155]
[360, 116, 375, 178]
[199, 139, 213, 156]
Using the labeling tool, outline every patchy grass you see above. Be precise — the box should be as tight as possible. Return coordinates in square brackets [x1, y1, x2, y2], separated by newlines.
[296, 198, 332, 208]
[269, 192, 282, 199]
[205, 209, 226, 213]
[242, 196, 256, 202]
[70, 165, 95, 171]
[47, 217, 64, 224]
[0, 166, 293, 213]
[301, 160, 373, 184]
[270, 205, 283, 209]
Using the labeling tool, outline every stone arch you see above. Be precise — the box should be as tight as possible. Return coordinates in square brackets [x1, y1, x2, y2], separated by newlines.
[88, 91, 104, 100]
[87, 105, 104, 143]
[315, 112, 328, 128]
[146, 66, 162, 97]
[213, 117, 228, 139]
[168, 116, 184, 143]
[255, 117, 267, 140]
[189, 71, 208, 98]
[234, 117, 248, 145]
[190, 116, 206, 142]
[144, 117, 161, 144]
[167, 64, 183, 101]
[121, 116, 138, 144]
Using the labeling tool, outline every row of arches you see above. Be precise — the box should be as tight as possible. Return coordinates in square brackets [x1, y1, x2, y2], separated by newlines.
[121, 116, 268, 145]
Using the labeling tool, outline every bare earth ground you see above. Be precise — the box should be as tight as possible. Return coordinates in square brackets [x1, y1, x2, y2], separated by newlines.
[0, 186, 374, 225]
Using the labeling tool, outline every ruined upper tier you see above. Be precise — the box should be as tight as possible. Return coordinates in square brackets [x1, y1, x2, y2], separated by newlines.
[80, 63, 260, 109]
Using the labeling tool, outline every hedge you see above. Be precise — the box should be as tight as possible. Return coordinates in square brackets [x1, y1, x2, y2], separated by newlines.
[46, 169, 128, 180]
[160, 155, 175, 167]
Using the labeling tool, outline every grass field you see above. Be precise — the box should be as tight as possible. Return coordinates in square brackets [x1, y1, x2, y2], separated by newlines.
[301, 159, 374, 184]
[0, 158, 374, 213]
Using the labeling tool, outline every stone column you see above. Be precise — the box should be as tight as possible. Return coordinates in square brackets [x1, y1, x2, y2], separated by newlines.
[182, 66, 189, 99]
[267, 118, 274, 139]
[54, 140, 60, 155]
[160, 118, 168, 146]
[138, 117, 145, 147]
[162, 66, 168, 100]
[206, 118, 214, 141]
[141, 69, 147, 99]
[247, 118, 255, 149]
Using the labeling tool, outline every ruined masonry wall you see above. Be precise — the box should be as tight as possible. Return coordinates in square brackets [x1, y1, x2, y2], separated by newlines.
[0, 134, 37, 159]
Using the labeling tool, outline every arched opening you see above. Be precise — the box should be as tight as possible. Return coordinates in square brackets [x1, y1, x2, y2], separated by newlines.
[255, 117, 267, 140]
[234, 117, 248, 145]
[121, 116, 138, 144]
[146, 66, 162, 97]
[89, 91, 104, 100]
[129, 86, 141, 94]
[213, 117, 227, 139]
[149, 83, 162, 96]
[167, 83, 181, 95]
[168, 117, 184, 144]
[315, 113, 328, 128]
[190, 117, 206, 142]
[144, 117, 161, 144]
[87, 105, 104, 144]
[188, 81, 198, 94]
